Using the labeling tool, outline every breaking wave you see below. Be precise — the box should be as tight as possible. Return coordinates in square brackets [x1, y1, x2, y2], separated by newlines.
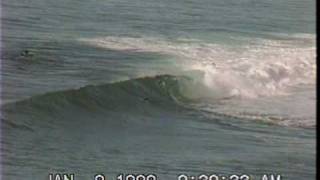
[3, 74, 315, 128]
[79, 36, 315, 98]
[2, 35, 315, 130]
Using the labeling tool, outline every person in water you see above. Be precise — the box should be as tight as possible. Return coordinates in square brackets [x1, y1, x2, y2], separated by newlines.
[20, 50, 34, 57]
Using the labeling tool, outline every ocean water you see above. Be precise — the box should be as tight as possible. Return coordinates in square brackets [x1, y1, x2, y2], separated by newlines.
[0, 0, 316, 180]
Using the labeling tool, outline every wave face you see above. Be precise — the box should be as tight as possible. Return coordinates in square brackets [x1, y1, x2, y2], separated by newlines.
[3, 75, 186, 116]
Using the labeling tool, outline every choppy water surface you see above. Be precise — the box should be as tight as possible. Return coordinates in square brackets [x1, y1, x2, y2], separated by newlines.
[1, 0, 316, 180]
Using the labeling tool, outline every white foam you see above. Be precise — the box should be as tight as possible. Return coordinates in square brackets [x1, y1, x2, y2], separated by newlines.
[79, 36, 316, 99]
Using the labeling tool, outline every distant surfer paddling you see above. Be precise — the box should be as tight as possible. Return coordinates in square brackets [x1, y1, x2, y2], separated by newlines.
[20, 50, 34, 58]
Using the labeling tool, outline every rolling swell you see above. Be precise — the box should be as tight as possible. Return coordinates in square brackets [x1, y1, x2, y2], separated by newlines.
[2, 75, 193, 130]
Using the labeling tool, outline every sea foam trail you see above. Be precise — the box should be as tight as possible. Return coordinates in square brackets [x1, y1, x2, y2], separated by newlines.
[79, 36, 316, 99]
